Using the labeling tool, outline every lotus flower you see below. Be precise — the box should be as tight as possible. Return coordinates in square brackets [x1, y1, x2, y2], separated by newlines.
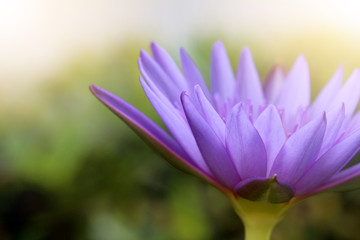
[91, 41, 360, 239]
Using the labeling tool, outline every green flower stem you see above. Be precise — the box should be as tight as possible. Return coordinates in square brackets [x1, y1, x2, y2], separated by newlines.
[241, 212, 280, 240]
[229, 194, 295, 240]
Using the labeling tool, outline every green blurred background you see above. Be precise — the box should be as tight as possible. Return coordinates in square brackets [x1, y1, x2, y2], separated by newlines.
[1, 0, 360, 239]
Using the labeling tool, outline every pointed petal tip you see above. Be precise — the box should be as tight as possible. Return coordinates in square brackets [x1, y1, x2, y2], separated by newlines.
[90, 84, 104, 97]
[227, 103, 243, 121]
[150, 41, 158, 49]
[89, 84, 97, 91]
[295, 55, 309, 67]
[319, 111, 327, 124]
[323, 111, 327, 122]
[270, 63, 286, 74]
[213, 40, 224, 47]
[179, 46, 185, 55]
[330, 102, 346, 116]
[150, 41, 164, 55]
[210, 41, 235, 100]
[233, 102, 243, 111]
[139, 49, 150, 59]
[240, 46, 251, 56]
[345, 68, 360, 81]
[297, 54, 306, 61]
[212, 41, 227, 54]
[179, 46, 192, 58]
[266, 104, 278, 112]
[179, 47, 190, 60]
[180, 91, 189, 102]
[238, 47, 254, 63]
[337, 64, 344, 72]
[333, 65, 345, 79]
[194, 84, 201, 91]
[353, 68, 360, 77]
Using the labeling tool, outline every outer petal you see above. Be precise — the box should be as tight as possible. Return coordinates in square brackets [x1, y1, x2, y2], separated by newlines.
[270, 113, 326, 185]
[345, 110, 360, 135]
[310, 66, 344, 116]
[263, 64, 286, 103]
[180, 47, 212, 101]
[235, 47, 265, 107]
[181, 92, 240, 187]
[226, 104, 267, 179]
[318, 104, 345, 156]
[329, 69, 360, 116]
[254, 105, 286, 175]
[140, 77, 211, 175]
[90, 85, 183, 155]
[210, 41, 235, 101]
[320, 162, 360, 193]
[194, 85, 226, 143]
[90, 85, 214, 181]
[139, 50, 182, 104]
[275, 55, 310, 122]
[295, 128, 360, 195]
[150, 42, 188, 91]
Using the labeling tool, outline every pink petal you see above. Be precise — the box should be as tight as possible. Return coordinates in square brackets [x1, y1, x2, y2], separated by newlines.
[263, 64, 286, 103]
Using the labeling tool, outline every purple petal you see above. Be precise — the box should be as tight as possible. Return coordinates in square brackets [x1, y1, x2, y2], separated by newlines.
[90, 85, 183, 154]
[310, 66, 344, 116]
[179, 47, 212, 101]
[329, 69, 360, 116]
[254, 105, 286, 175]
[270, 113, 327, 185]
[225, 104, 267, 179]
[210, 41, 235, 101]
[139, 77, 211, 175]
[295, 128, 360, 195]
[139, 50, 182, 104]
[320, 162, 360, 193]
[318, 104, 345, 156]
[275, 55, 310, 121]
[263, 64, 286, 103]
[150, 42, 188, 91]
[181, 92, 240, 187]
[90, 85, 211, 178]
[194, 85, 226, 143]
[235, 47, 265, 107]
[345, 111, 360, 135]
